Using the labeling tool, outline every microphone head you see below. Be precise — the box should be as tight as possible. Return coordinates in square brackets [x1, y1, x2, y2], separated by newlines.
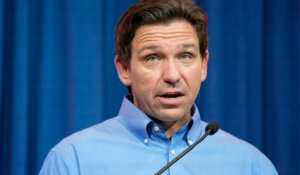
[205, 122, 220, 135]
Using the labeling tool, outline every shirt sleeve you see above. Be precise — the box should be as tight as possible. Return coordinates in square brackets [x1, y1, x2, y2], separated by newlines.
[39, 145, 80, 175]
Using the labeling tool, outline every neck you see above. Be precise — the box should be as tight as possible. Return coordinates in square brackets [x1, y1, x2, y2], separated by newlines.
[154, 113, 191, 139]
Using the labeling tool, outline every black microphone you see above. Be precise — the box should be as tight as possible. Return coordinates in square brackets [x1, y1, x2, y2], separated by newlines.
[155, 122, 220, 175]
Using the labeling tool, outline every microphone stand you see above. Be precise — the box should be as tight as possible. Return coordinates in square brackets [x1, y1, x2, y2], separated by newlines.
[155, 122, 219, 175]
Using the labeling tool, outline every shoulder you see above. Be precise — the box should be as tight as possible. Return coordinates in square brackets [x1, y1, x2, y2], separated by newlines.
[39, 117, 125, 174]
[52, 116, 125, 152]
[200, 121, 263, 154]
[202, 122, 277, 174]
[209, 128, 257, 150]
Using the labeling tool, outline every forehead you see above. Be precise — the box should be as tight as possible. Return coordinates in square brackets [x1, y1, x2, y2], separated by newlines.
[132, 20, 199, 50]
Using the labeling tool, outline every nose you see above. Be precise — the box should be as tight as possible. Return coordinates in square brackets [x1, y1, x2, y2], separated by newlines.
[162, 59, 181, 85]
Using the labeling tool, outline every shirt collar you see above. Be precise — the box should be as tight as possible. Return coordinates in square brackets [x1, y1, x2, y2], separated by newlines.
[118, 96, 203, 144]
[118, 96, 153, 141]
[186, 105, 203, 144]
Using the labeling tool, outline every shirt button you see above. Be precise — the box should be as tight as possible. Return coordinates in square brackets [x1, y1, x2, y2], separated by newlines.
[171, 149, 176, 155]
[154, 126, 160, 132]
[144, 138, 148, 144]
[188, 140, 193, 145]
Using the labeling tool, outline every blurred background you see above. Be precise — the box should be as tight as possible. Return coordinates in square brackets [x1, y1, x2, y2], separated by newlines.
[0, 0, 299, 174]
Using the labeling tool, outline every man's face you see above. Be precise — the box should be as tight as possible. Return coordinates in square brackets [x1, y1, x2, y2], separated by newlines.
[115, 20, 208, 125]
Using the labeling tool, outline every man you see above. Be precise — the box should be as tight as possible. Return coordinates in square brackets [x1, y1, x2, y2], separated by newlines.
[40, 0, 278, 174]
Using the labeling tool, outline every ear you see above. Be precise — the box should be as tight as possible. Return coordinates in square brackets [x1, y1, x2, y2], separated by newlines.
[114, 55, 132, 86]
[200, 50, 209, 82]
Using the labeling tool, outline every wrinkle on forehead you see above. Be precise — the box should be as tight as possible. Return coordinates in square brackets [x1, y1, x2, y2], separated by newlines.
[132, 20, 199, 50]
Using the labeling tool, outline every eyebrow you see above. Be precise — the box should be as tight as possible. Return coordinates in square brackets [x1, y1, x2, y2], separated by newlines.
[181, 43, 198, 50]
[137, 43, 198, 55]
[137, 45, 160, 55]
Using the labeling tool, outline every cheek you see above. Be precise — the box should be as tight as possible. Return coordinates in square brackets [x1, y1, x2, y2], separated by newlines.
[185, 68, 203, 91]
[131, 69, 158, 92]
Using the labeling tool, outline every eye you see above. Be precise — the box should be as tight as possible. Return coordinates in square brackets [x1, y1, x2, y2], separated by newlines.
[180, 54, 191, 60]
[146, 55, 158, 62]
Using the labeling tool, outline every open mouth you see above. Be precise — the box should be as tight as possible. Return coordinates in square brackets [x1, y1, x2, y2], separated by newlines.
[157, 92, 184, 105]
[160, 92, 183, 98]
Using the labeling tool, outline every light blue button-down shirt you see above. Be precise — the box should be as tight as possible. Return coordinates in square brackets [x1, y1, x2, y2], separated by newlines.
[39, 97, 278, 175]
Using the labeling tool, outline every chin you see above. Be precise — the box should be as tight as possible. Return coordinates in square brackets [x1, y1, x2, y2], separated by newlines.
[156, 109, 189, 122]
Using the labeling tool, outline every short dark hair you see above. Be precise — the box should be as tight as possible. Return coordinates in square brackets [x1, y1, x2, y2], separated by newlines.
[114, 0, 208, 65]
